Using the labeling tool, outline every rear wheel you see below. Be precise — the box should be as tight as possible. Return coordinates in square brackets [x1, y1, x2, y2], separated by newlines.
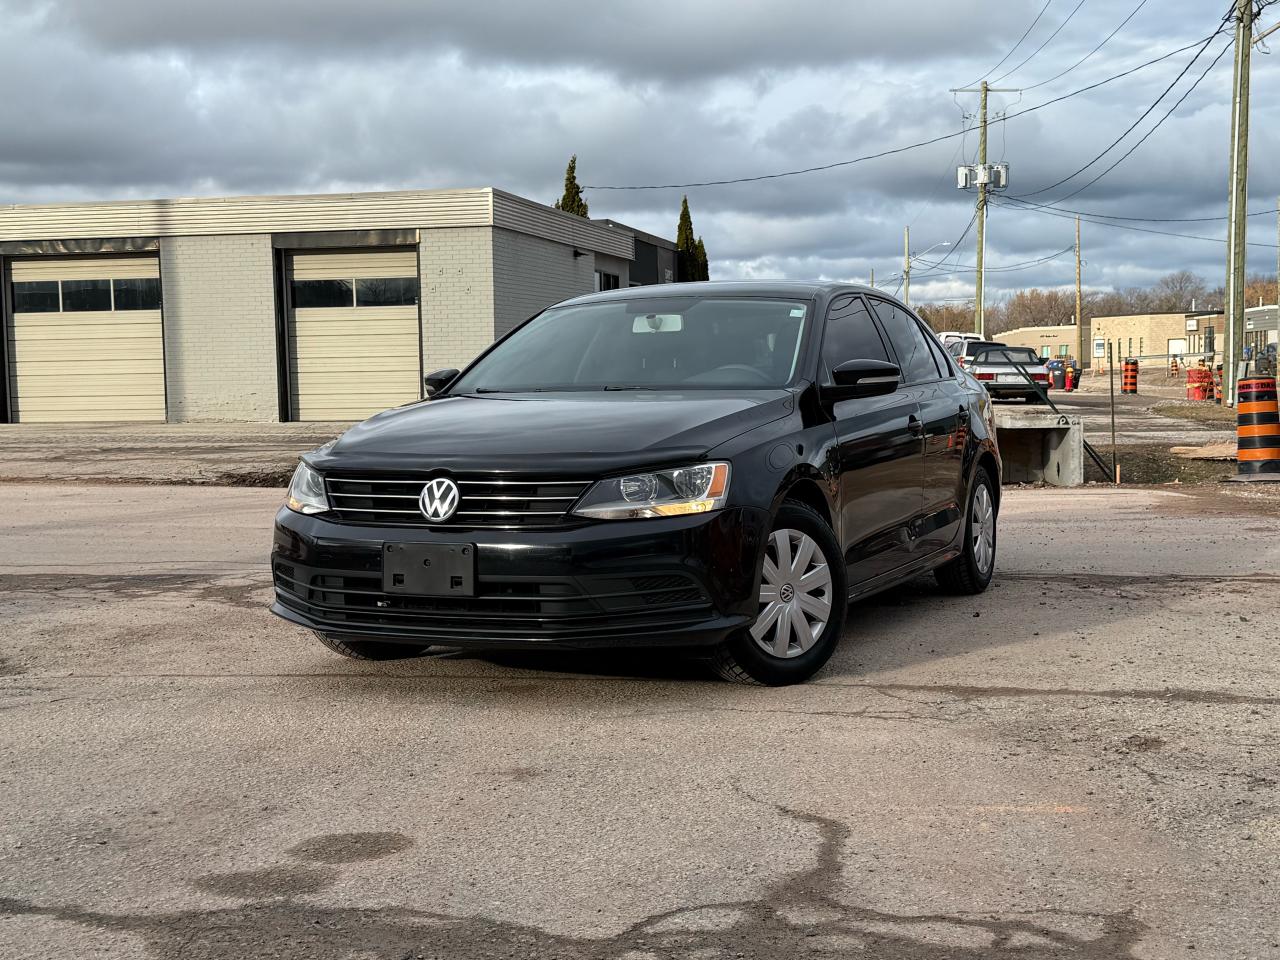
[934, 468, 997, 594]
[315, 632, 430, 661]
[712, 501, 847, 685]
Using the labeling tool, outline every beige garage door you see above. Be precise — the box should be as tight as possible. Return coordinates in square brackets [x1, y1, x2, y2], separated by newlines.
[8, 256, 165, 422]
[287, 249, 421, 421]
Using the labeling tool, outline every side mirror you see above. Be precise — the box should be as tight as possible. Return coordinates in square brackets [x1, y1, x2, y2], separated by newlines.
[423, 368, 460, 398]
[825, 359, 901, 401]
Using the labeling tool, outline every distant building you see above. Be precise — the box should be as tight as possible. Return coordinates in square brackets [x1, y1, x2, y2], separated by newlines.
[1090, 311, 1224, 370]
[1245, 304, 1279, 353]
[997, 323, 1086, 363]
[0, 187, 676, 423]
[1000, 311, 1227, 370]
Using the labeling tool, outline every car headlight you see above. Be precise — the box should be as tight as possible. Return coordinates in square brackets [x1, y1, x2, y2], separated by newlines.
[286, 460, 330, 515]
[572, 462, 730, 520]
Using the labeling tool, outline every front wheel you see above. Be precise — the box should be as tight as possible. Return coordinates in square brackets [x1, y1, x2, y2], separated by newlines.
[934, 469, 997, 594]
[712, 501, 847, 685]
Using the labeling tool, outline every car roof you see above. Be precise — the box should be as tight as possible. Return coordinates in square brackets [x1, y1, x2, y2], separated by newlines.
[555, 279, 884, 308]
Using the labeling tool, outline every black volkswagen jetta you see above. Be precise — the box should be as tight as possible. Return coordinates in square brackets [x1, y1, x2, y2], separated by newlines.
[272, 281, 1000, 685]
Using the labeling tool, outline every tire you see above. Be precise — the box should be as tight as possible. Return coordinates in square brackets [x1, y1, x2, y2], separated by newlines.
[934, 467, 997, 595]
[712, 501, 847, 686]
[314, 632, 430, 661]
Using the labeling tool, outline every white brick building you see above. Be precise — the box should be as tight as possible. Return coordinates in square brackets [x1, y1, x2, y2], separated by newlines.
[0, 187, 676, 422]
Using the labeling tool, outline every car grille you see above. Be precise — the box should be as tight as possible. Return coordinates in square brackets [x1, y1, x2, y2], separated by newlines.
[272, 561, 714, 640]
[323, 474, 593, 528]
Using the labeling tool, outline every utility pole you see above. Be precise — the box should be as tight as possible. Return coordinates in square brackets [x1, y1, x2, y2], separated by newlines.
[1075, 216, 1084, 366]
[951, 81, 1018, 340]
[870, 267, 875, 288]
[975, 82, 988, 339]
[903, 227, 911, 307]
[1223, 0, 1254, 406]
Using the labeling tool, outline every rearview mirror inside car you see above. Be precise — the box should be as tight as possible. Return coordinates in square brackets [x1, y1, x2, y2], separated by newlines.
[827, 359, 901, 400]
[423, 368, 460, 398]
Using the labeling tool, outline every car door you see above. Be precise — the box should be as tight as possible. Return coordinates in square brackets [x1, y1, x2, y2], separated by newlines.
[913, 320, 969, 553]
[866, 298, 953, 557]
[821, 294, 922, 587]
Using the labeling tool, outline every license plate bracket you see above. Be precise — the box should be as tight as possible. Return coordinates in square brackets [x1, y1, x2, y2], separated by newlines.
[382, 542, 475, 596]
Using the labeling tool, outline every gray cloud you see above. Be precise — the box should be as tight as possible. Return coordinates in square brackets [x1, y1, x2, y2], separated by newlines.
[0, 0, 1272, 300]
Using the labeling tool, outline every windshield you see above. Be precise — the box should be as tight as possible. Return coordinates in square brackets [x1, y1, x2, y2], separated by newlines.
[450, 296, 810, 393]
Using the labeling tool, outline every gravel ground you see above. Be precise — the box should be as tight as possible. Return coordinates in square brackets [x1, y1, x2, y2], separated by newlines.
[0, 484, 1276, 959]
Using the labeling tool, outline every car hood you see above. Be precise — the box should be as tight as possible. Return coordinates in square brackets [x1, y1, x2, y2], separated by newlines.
[308, 390, 795, 475]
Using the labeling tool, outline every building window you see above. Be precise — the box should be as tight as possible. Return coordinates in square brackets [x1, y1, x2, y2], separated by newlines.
[355, 277, 418, 307]
[112, 277, 161, 311]
[13, 277, 163, 312]
[12, 280, 60, 313]
[292, 276, 418, 308]
[594, 271, 620, 292]
[60, 279, 112, 312]
[1059, 344, 1069, 357]
[292, 278, 353, 308]
[1040, 346, 1051, 358]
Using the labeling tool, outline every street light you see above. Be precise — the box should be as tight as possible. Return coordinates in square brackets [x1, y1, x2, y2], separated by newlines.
[902, 238, 951, 307]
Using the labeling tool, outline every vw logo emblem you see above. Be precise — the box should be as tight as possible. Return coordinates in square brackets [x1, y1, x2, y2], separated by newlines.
[419, 477, 460, 522]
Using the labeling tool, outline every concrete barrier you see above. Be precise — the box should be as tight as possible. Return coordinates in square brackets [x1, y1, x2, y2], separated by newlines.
[994, 410, 1084, 486]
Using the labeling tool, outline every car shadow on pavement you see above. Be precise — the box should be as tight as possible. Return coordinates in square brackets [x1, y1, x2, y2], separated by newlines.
[0, 806, 1145, 959]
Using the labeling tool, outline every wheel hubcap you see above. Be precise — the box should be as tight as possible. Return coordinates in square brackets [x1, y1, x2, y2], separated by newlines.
[972, 484, 995, 575]
[751, 528, 832, 659]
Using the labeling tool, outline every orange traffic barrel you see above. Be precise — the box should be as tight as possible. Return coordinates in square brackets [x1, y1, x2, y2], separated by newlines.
[1169, 358, 1179, 378]
[1121, 358, 1138, 395]
[1185, 367, 1210, 401]
[1234, 376, 1280, 479]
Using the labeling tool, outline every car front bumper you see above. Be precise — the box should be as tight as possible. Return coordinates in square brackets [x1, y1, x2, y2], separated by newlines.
[271, 506, 770, 649]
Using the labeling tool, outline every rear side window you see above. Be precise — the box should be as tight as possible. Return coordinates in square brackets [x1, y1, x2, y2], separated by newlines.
[821, 295, 890, 376]
[869, 299, 941, 383]
[923, 328, 954, 377]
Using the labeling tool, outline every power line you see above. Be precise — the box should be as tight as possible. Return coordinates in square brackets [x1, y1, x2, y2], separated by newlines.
[997, 195, 1279, 223]
[993, 194, 1280, 248]
[1023, 0, 1150, 91]
[910, 244, 1076, 278]
[991, 0, 1089, 85]
[965, 0, 1056, 87]
[582, 31, 1222, 191]
[1015, 12, 1233, 198]
[1049, 37, 1235, 203]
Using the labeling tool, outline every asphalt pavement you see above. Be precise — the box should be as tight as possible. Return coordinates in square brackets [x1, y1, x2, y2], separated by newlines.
[0, 484, 1277, 959]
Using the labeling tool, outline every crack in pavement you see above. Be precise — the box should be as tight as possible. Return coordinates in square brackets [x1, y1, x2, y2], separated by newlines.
[0, 811, 1148, 959]
[5, 671, 1274, 707]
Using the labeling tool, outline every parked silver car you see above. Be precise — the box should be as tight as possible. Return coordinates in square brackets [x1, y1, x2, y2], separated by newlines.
[947, 341, 1049, 403]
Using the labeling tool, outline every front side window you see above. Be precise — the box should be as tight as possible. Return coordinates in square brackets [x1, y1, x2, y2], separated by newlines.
[451, 296, 809, 393]
[60, 279, 112, 312]
[13, 281, 59, 313]
[821, 295, 889, 376]
[868, 299, 940, 383]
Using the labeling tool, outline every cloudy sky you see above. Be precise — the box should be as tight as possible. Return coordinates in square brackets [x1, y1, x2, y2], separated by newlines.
[1, 0, 1277, 303]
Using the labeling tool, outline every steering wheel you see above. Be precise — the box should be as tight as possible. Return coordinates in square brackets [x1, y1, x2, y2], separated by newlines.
[698, 364, 773, 384]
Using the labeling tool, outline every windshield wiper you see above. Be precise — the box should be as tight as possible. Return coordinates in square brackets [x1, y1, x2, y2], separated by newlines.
[602, 385, 647, 391]
[472, 387, 556, 394]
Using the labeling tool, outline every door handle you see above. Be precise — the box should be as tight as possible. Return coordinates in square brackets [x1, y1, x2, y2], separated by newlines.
[908, 415, 924, 436]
